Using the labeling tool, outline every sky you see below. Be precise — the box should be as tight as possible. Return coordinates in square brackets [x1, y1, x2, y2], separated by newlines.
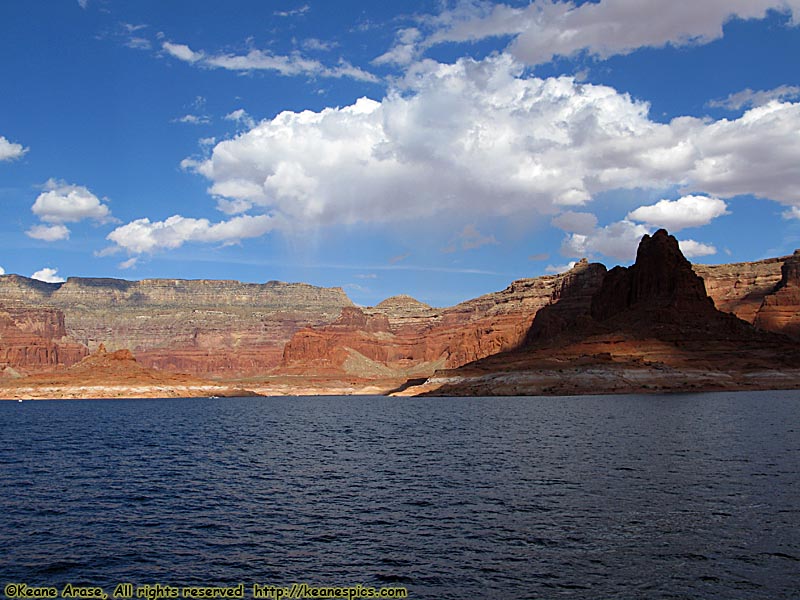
[2, 0, 800, 307]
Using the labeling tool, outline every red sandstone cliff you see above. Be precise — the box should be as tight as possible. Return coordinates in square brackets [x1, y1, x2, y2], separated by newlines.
[2, 243, 800, 387]
[0, 343, 259, 399]
[0, 276, 352, 378]
[0, 305, 88, 375]
[753, 251, 800, 338]
[280, 260, 607, 380]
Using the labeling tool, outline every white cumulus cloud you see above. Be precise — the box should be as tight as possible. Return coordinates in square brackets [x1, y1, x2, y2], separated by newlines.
[32, 179, 113, 224]
[26, 224, 70, 242]
[678, 239, 718, 258]
[627, 195, 729, 231]
[31, 268, 66, 283]
[561, 220, 651, 263]
[185, 54, 800, 240]
[106, 214, 276, 254]
[0, 266, 5, 275]
[0, 136, 28, 161]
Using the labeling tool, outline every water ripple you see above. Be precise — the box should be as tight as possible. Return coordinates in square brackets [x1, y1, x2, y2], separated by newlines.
[1, 392, 799, 598]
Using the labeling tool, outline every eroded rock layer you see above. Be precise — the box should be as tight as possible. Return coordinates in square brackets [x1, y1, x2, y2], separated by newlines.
[753, 251, 800, 338]
[694, 257, 786, 323]
[281, 260, 607, 378]
[0, 276, 352, 377]
[2, 242, 800, 386]
[0, 305, 88, 373]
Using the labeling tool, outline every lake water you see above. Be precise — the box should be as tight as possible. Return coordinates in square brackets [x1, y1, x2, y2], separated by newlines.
[1, 391, 798, 599]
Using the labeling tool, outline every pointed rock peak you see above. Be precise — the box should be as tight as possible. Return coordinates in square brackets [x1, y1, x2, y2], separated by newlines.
[591, 228, 714, 321]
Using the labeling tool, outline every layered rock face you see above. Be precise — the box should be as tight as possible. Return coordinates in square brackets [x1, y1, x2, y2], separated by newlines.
[0, 276, 352, 377]
[0, 305, 88, 373]
[695, 252, 800, 338]
[753, 251, 800, 338]
[281, 260, 607, 378]
[3, 238, 800, 385]
[0, 342, 261, 399]
[694, 257, 786, 323]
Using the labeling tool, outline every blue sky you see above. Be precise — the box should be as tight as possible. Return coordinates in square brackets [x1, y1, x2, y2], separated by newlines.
[2, 0, 800, 307]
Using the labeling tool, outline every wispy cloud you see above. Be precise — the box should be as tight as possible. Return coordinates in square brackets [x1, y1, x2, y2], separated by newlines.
[162, 40, 377, 82]
[172, 114, 210, 125]
[389, 253, 410, 265]
[378, 0, 800, 68]
[274, 4, 310, 18]
[442, 224, 498, 253]
[224, 108, 256, 129]
[708, 85, 800, 110]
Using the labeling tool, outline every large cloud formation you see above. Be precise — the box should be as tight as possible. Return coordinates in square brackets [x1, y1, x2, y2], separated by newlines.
[107, 52, 800, 257]
[188, 53, 800, 218]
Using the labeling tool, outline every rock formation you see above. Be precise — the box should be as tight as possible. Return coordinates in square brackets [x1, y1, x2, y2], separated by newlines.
[0, 343, 259, 399]
[0, 276, 352, 377]
[2, 238, 800, 394]
[694, 257, 786, 323]
[0, 304, 87, 374]
[408, 230, 800, 397]
[280, 260, 607, 381]
[753, 250, 800, 338]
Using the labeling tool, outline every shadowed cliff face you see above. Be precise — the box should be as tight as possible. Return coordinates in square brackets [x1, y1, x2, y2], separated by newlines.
[413, 229, 800, 397]
[525, 259, 607, 342]
[754, 251, 800, 338]
[591, 229, 715, 322]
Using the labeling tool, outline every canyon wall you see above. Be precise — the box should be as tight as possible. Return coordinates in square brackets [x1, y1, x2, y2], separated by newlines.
[281, 260, 608, 378]
[0, 276, 352, 377]
[0, 304, 88, 374]
[0, 247, 798, 382]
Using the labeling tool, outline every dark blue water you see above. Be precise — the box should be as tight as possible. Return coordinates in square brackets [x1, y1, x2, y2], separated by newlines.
[1, 391, 799, 599]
